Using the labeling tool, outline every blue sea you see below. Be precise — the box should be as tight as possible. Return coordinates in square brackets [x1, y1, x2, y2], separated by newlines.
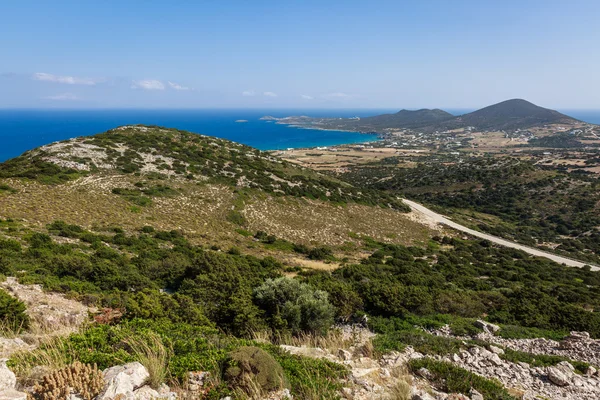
[0, 108, 599, 162]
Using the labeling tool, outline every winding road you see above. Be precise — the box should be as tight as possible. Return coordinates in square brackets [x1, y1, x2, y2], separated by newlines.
[403, 199, 599, 271]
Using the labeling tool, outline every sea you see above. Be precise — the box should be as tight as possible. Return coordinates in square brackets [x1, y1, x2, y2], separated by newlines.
[0, 108, 599, 162]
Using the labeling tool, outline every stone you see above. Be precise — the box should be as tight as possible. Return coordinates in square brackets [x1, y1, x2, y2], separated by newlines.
[0, 360, 16, 391]
[586, 366, 597, 376]
[547, 366, 570, 386]
[132, 386, 160, 400]
[470, 388, 484, 400]
[474, 319, 500, 334]
[488, 345, 504, 355]
[0, 389, 27, 400]
[411, 388, 436, 400]
[338, 349, 353, 361]
[99, 362, 150, 400]
[416, 367, 434, 380]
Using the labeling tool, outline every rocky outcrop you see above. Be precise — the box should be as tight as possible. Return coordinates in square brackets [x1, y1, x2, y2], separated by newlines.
[98, 362, 150, 399]
[440, 345, 600, 400]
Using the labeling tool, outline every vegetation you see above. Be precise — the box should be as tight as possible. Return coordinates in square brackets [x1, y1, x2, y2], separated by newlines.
[341, 156, 600, 263]
[408, 358, 516, 400]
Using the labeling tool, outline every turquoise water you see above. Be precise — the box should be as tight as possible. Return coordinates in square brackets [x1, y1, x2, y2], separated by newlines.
[0, 108, 598, 162]
[0, 109, 393, 162]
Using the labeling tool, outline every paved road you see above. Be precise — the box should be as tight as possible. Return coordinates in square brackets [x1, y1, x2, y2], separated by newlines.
[403, 199, 599, 271]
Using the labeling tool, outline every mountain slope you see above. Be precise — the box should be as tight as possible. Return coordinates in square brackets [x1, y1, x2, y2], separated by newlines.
[434, 99, 578, 131]
[357, 108, 454, 129]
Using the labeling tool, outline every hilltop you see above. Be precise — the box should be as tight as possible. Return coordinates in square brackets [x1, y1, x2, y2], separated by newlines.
[435, 98, 579, 131]
[273, 99, 581, 133]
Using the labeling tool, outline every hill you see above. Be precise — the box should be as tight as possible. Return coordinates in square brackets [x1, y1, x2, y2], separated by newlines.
[434, 99, 579, 131]
[275, 99, 580, 133]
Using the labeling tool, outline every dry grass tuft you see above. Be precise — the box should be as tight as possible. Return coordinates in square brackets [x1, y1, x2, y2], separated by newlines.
[124, 332, 171, 389]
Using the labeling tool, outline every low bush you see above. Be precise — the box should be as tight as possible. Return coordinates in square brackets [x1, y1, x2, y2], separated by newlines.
[225, 346, 288, 395]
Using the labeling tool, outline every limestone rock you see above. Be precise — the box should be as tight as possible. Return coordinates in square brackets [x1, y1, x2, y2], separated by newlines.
[0, 389, 27, 400]
[547, 366, 570, 386]
[0, 360, 16, 391]
[133, 386, 160, 400]
[469, 388, 484, 400]
[99, 362, 150, 400]
[338, 349, 352, 361]
[474, 320, 500, 334]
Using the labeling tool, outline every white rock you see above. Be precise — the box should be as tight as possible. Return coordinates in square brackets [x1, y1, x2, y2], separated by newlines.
[338, 349, 352, 361]
[132, 386, 160, 400]
[470, 388, 484, 400]
[547, 366, 570, 386]
[488, 345, 504, 355]
[0, 389, 27, 400]
[0, 360, 16, 391]
[99, 362, 150, 400]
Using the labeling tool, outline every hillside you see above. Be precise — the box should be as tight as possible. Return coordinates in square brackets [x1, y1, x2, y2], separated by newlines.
[275, 99, 580, 134]
[2, 125, 600, 399]
[434, 99, 579, 131]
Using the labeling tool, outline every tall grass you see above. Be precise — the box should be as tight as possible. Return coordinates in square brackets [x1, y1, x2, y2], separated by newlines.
[124, 332, 171, 389]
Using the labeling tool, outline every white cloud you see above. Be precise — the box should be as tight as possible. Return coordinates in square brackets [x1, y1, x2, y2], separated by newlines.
[323, 92, 351, 98]
[131, 80, 165, 90]
[263, 91, 278, 97]
[43, 93, 79, 101]
[301, 94, 314, 100]
[242, 90, 256, 96]
[168, 81, 191, 91]
[33, 72, 99, 85]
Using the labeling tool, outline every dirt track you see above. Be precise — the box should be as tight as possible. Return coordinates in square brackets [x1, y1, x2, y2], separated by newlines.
[403, 199, 599, 271]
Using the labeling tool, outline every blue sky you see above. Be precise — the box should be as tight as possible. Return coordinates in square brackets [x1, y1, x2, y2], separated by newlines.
[1, 0, 599, 109]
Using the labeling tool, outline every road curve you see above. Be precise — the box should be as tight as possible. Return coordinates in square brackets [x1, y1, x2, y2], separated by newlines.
[403, 199, 599, 271]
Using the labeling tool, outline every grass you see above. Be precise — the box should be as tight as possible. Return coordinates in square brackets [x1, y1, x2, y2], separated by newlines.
[124, 332, 171, 389]
[500, 347, 592, 374]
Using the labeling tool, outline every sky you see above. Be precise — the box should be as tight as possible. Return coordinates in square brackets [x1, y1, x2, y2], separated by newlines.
[1, 0, 599, 109]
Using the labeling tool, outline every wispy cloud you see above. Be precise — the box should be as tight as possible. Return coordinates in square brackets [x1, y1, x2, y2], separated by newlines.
[263, 91, 278, 97]
[301, 94, 314, 100]
[43, 93, 79, 101]
[168, 81, 191, 91]
[242, 90, 256, 96]
[323, 92, 351, 98]
[33, 72, 99, 85]
[131, 80, 166, 90]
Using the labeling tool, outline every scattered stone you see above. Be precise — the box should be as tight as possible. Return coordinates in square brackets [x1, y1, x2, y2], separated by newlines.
[416, 367, 434, 381]
[338, 349, 353, 361]
[547, 366, 570, 387]
[470, 388, 484, 400]
[488, 345, 504, 355]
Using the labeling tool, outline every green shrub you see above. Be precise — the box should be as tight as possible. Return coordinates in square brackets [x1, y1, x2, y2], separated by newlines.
[225, 346, 288, 394]
[254, 277, 335, 335]
[0, 289, 29, 332]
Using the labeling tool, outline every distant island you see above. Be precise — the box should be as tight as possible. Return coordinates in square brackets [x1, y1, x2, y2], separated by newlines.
[266, 99, 583, 134]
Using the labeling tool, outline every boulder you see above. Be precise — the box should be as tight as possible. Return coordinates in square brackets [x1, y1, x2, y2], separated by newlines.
[474, 320, 500, 334]
[547, 366, 570, 386]
[586, 366, 597, 376]
[133, 386, 160, 400]
[488, 345, 504, 355]
[0, 389, 27, 400]
[0, 360, 16, 391]
[99, 362, 150, 400]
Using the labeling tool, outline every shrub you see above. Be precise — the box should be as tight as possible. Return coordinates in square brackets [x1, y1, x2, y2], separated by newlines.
[0, 290, 29, 332]
[225, 346, 288, 395]
[254, 277, 335, 335]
